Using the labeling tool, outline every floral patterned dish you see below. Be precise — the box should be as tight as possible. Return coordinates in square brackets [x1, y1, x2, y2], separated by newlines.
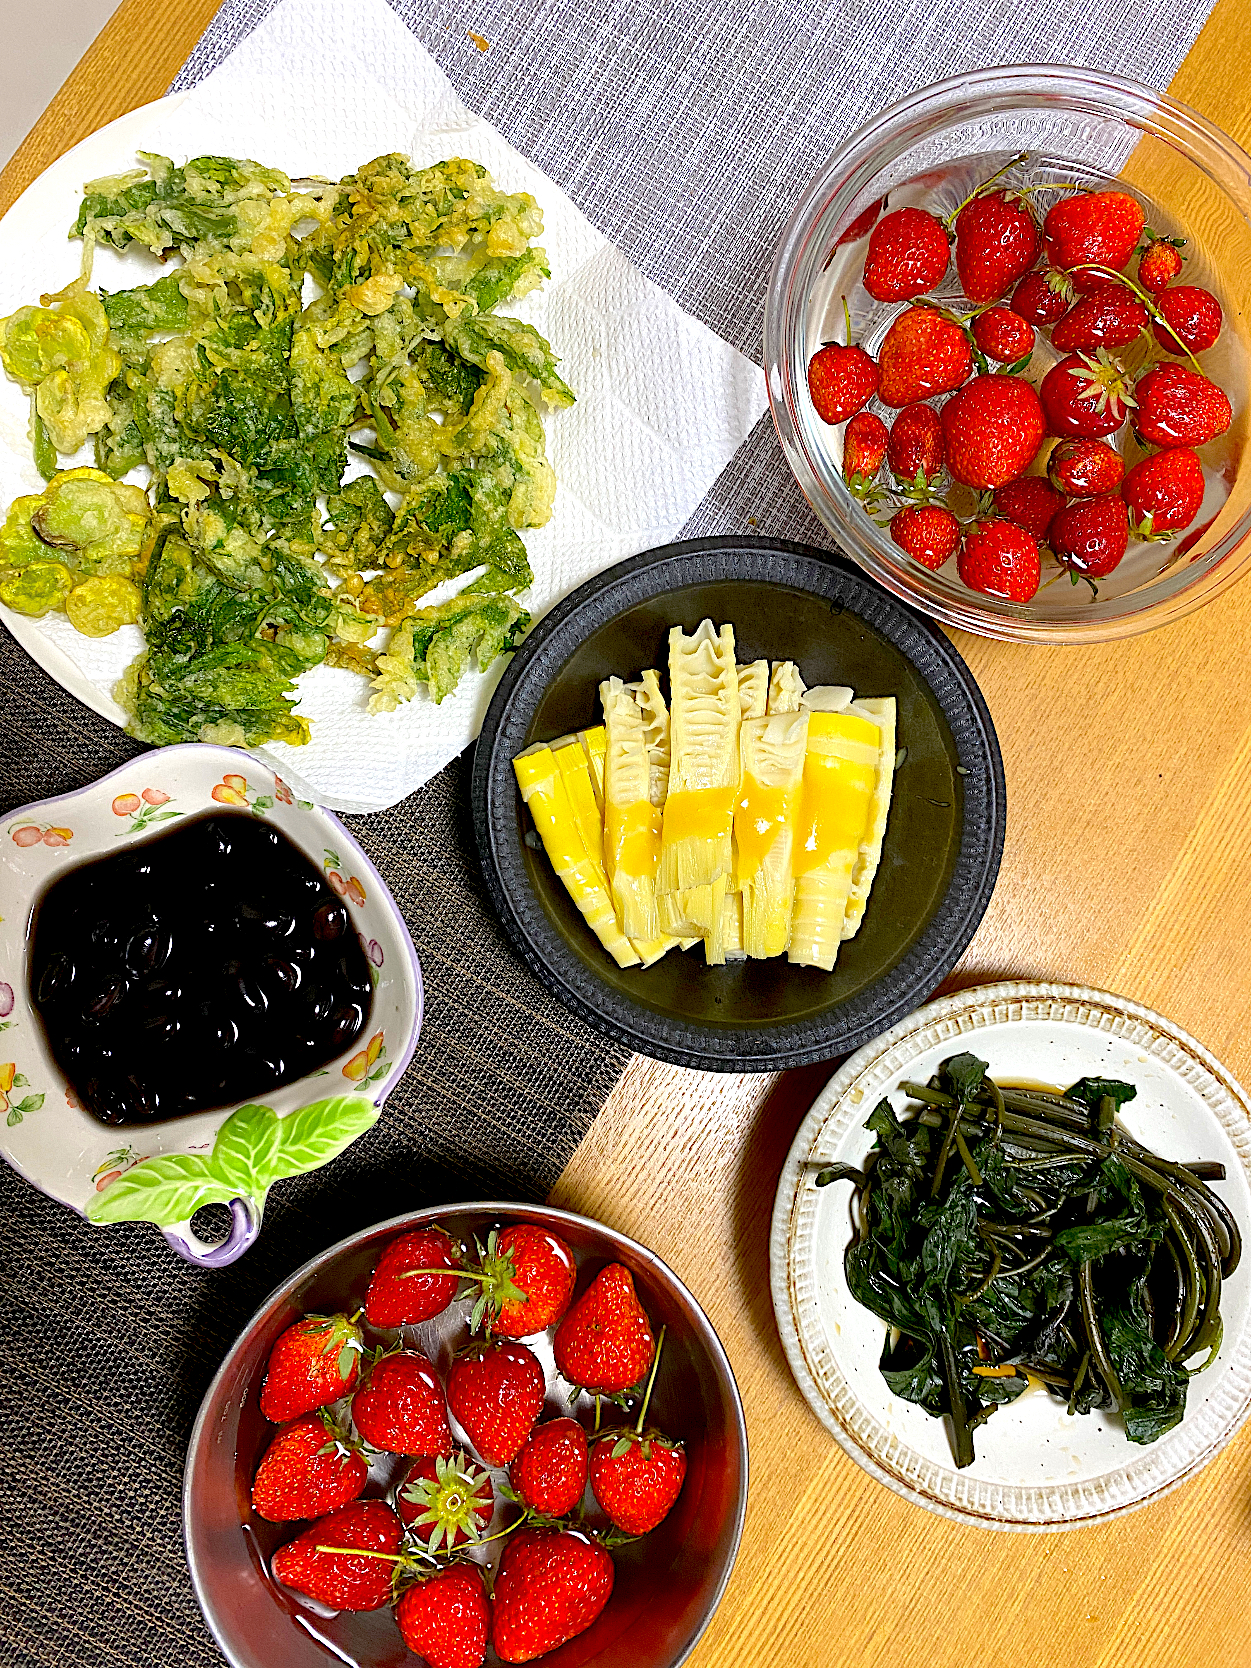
[0, 744, 422, 1267]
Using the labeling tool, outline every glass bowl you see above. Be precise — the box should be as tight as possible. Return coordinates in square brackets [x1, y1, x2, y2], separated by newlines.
[764, 65, 1251, 643]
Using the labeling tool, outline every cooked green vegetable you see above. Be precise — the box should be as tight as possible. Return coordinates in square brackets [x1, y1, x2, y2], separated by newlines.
[818, 1054, 1238, 1466]
[0, 149, 572, 746]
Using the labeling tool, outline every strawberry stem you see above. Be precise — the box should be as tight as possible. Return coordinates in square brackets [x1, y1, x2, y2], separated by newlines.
[634, 1325, 666, 1435]
[399, 1267, 479, 1281]
[464, 1513, 529, 1551]
[1076, 263, 1204, 376]
[314, 1545, 408, 1562]
[841, 295, 852, 348]
[944, 150, 1030, 230]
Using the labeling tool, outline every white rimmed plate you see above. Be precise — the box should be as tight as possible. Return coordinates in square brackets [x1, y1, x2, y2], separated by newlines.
[769, 980, 1251, 1530]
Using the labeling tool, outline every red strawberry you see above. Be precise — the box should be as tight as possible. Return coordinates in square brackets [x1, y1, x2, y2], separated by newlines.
[889, 505, 961, 570]
[396, 1564, 489, 1668]
[970, 307, 1034, 365]
[940, 376, 1045, 489]
[554, 1264, 655, 1395]
[447, 1340, 546, 1466]
[260, 1313, 364, 1423]
[1137, 234, 1185, 293]
[465, 1224, 578, 1338]
[365, 1225, 462, 1329]
[993, 475, 1064, 540]
[954, 190, 1039, 303]
[1152, 285, 1223, 355]
[1122, 447, 1205, 536]
[877, 306, 971, 407]
[862, 206, 950, 302]
[887, 401, 943, 483]
[252, 1412, 368, 1523]
[509, 1417, 589, 1517]
[842, 410, 888, 491]
[1048, 494, 1130, 577]
[396, 1451, 493, 1551]
[834, 198, 884, 247]
[1010, 269, 1074, 326]
[1043, 190, 1146, 291]
[589, 1427, 687, 1536]
[491, 1529, 615, 1664]
[1040, 350, 1134, 439]
[807, 340, 878, 425]
[1048, 438, 1125, 497]
[271, 1501, 403, 1612]
[1051, 291, 1149, 354]
[957, 520, 1041, 602]
[351, 1350, 452, 1457]
[1134, 362, 1232, 447]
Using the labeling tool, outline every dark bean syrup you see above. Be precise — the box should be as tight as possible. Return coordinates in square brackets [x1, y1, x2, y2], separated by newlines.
[28, 812, 373, 1126]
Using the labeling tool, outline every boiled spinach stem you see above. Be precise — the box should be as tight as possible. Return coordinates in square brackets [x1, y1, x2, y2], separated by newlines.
[938, 1329, 975, 1469]
[1079, 1261, 1122, 1409]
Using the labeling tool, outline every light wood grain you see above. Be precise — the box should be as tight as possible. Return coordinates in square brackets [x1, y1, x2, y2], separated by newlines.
[555, 2, 1251, 1662]
[5, 0, 1251, 1661]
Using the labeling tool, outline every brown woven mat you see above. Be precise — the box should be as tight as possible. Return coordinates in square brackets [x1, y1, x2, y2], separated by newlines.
[0, 625, 628, 1666]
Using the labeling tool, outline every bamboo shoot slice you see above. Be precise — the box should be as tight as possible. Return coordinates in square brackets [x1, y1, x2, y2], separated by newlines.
[554, 732, 676, 966]
[787, 709, 882, 970]
[841, 697, 896, 940]
[631, 670, 671, 808]
[623, 671, 688, 964]
[768, 661, 807, 714]
[513, 746, 641, 969]
[552, 736, 608, 890]
[801, 685, 854, 713]
[601, 675, 662, 942]
[578, 725, 606, 809]
[738, 660, 769, 719]
[736, 711, 809, 958]
[721, 890, 746, 962]
[658, 620, 739, 955]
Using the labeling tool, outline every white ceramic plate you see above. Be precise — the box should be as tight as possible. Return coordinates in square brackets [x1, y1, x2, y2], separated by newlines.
[770, 980, 1251, 1529]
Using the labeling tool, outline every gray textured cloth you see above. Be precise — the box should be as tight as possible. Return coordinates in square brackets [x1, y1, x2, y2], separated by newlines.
[0, 1, 1220, 1664]
[174, 0, 1217, 550]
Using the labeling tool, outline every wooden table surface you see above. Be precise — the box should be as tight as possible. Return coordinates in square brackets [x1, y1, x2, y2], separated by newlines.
[5, 3, 1251, 1664]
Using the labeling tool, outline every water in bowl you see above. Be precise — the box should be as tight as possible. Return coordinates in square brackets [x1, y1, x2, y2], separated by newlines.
[807, 150, 1246, 611]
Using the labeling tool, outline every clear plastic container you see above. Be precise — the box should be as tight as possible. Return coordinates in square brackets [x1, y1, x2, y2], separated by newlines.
[764, 65, 1251, 643]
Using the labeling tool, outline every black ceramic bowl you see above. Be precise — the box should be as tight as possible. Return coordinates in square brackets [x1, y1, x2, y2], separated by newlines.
[473, 538, 1005, 1070]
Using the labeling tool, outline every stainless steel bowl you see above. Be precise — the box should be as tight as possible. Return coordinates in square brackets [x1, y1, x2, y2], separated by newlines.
[184, 1202, 748, 1668]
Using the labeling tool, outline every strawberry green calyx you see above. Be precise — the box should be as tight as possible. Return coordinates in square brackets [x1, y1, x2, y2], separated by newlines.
[399, 1453, 493, 1555]
[1063, 348, 1137, 419]
[399, 1230, 530, 1335]
[305, 1311, 366, 1382]
[315, 1407, 366, 1467]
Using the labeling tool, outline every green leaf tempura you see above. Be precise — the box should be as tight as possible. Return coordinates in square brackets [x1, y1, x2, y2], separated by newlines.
[0, 148, 574, 746]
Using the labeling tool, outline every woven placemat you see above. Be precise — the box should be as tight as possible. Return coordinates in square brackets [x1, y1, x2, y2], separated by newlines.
[0, 0, 1221, 1660]
[0, 634, 627, 1666]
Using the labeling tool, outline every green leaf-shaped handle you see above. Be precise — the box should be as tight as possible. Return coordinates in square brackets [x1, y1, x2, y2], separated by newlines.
[85, 1095, 379, 1229]
[86, 1154, 240, 1226]
[212, 1101, 283, 1197]
[272, 1096, 378, 1176]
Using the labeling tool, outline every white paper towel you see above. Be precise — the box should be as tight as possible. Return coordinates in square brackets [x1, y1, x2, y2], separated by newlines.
[0, 0, 767, 811]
